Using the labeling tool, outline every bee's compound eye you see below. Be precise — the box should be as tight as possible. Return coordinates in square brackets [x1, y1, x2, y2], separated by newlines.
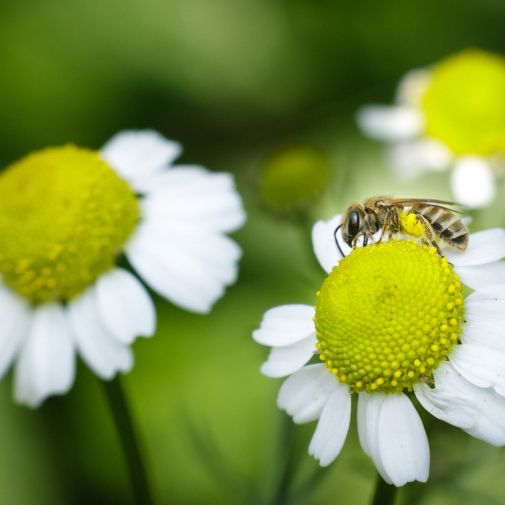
[349, 210, 360, 235]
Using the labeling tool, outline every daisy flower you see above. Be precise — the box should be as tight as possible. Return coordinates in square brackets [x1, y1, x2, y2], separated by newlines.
[253, 213, 505, 486]
[0, 130, 245, 407]
[357, 49, 505, 208]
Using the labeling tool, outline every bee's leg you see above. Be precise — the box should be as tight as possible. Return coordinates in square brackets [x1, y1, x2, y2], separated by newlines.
[363, 235, 369, 247]
[415, 213, 444, 257]
[377, 222, 388, 243]
[390, 208, 401, 233]
[377, 210, 394, 243]
[432, 241, 444, 256]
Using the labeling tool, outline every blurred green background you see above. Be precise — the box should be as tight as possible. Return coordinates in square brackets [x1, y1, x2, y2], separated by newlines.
[1, 0, 505, 504]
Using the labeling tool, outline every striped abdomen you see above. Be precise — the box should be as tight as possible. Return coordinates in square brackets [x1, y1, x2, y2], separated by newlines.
[417, 205, 469, 250]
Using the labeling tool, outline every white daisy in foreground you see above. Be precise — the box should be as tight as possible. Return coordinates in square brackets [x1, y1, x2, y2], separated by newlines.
[253, 214, 505, 486]
[0, 130, 245, 407]
[357, 49, 505, 208]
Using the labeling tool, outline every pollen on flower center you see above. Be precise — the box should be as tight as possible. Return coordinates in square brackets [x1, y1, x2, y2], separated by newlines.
[314, 240, 464, 394]
[421, 49, 505, 156]
[0, 146, 139, 303]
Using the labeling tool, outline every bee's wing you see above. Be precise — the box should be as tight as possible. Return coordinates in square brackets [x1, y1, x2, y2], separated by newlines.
[379, 198, 466, 213]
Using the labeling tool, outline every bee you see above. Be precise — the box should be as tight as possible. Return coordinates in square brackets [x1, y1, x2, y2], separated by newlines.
[334, 197, 468, 257]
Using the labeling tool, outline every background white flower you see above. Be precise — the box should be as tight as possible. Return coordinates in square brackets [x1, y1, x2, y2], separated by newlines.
[357, 49, 505, 208]
[0, 130, 246, 407]
[253, 214, 505, 486]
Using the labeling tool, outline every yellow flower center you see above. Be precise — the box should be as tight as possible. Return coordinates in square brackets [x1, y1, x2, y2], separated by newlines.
[314, 240, 464, 394]
[0, 146, 139, 303]
[421, 49, 505, 155]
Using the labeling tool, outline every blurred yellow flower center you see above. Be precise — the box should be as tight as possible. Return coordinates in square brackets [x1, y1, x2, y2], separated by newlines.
[0, 146, 139, 303]
[314, 240, 464, 394]
[422, 49, 505, 155]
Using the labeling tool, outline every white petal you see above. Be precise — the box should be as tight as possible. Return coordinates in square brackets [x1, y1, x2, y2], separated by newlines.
[127, 224, 241, 314]
[14, 304, 75, 408]
[277, 364, 339, 423]
[253, 304, 315, 347]
[308, 386, 352, 466]
[415, 362, 505, 446]
[68, 290, 133, 379]
[454, 262, 505, 290]
[387, 139, 451, 180]
[132, 165, 207, 194]
[0, 286, 31, 378]
[464, 285, 505, 332]
[357, 393, 390, 482]
[131, 222, 242, 286]
[95, 268, 156, 345]
[140, 168, 246, 233]
[395, 69, 432, 107]
[450, 343, 505, 396]
[377, 394, 430, 486]
[446, 229, 505, 266]
[312, 214, 346, 273]
[450, 157, 496, 209]
[462, 303, 505, 354]
[466, 284, 505, 304]
[358, 393, 429, 486]
[139, 165, 220, 196]
[260, 336, 316, 378]
[101, 129, 181, 190]
[356, 105, 423, 142]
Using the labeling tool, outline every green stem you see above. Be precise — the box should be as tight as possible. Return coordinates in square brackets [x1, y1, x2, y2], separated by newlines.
[371, 474, 397, 505]
[290, 464, 332, 505]
[102, 376, 154, 505]
[294, 213, 326, 285]
[270, 415, 297, 505]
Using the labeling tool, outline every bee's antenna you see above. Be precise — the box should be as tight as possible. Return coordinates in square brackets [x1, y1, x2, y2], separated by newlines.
[334, 224, 346, 258]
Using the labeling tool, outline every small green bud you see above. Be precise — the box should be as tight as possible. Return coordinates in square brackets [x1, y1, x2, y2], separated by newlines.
[260, 146, 329, 214]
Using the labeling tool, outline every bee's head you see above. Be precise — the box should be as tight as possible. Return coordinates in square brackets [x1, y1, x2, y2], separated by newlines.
[341, 204, 366, 247]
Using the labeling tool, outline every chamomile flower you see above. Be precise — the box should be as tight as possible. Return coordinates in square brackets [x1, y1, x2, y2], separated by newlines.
[0, 130, 245, 407]
[357, 49, 505, 208]
[253, 213, 505, 486]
